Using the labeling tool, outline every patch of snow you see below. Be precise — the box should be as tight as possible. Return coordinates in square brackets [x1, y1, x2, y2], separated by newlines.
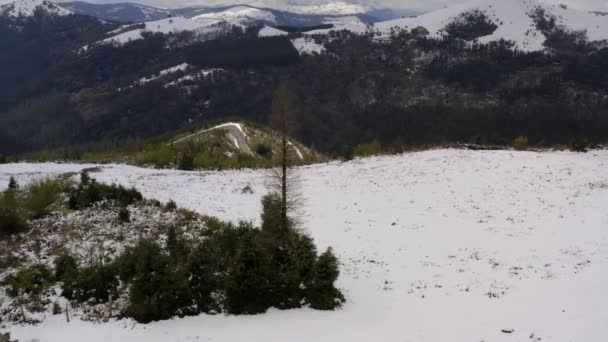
[291, 37, 325, 55]
[288, 141, 304, 160]
[193, 6, 276, 25]
[306, 15, 370, 35]
[280, 1, 366, 16]
[170, 122, 247, 146]
[258, 25, 288, 37]
[136, 63, 189, 85]
[164, 68, 224, 87]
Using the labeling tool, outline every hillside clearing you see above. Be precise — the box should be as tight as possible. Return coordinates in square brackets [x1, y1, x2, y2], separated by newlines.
[1, 149, 607, 341]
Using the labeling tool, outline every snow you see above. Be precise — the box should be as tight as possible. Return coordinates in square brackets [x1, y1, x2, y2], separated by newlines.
[164, 68, 224, 87]
[94, 16, 230, 46]
[171, 122, 247, 145]
[371, 0, 608, 52]
[279, 1, 366, 15]
[0, 0, 71, 17]
[136, 63, 189, 85]
[288, 141, 304, 160]
[258, 25, 288, 37]
[292, 37, 325, 55]
[2, 149, 608, 341]
[193, 6, 276, 25]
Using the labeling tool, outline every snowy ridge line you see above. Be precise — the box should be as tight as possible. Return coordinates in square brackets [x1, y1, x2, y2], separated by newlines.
[0, 0, 71, 17]
[369, 0, 608, 51]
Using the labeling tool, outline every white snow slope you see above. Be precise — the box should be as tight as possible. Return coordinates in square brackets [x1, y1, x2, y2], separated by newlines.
[2, 149, 608, 341]
[0, 0, 70, 17]
[96, 16, 231, 46]
[372, 0, 608, 51]
[193, 5, 276, 25]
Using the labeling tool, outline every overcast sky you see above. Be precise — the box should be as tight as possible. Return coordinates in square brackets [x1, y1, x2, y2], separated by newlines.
[55, 0, 608, 11]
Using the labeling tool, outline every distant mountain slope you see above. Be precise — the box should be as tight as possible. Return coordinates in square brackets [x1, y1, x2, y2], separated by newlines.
[60, 1, 377, 27]
[372, 0, 608, 51]
[192, 5, 277, 25]
[61, 1, 171, 22]
[90, 16, 231, 47]
[0, 0, 71, 17]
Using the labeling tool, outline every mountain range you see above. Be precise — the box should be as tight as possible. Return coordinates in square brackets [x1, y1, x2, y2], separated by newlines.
[0, 0, 607, 156]
[59, 1, 396, 25]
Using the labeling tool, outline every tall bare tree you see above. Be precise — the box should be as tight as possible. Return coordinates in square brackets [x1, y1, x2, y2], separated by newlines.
[268, 82, 301, 243]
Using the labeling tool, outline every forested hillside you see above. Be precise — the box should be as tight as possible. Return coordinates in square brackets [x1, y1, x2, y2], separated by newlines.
[0, 4, 607, 157]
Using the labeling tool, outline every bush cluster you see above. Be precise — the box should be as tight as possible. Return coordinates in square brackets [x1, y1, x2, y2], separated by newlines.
[513, 136, 529, 150]
[569, 137, 590, 153]
[1, 177, 66, 237]
[0, 189, 28, 237]
[55, 194, 344, 323]
[68, 171, 143, 210]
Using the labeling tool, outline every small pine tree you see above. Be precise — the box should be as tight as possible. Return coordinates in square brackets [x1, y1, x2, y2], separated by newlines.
[80, 171, 90, 186]
[118, 207, 131, 223]
[178, 153, 195, 171]
[8, 177, 18, 191]
[307, 248, 345, 310]
[341, 145, 354, 161]
[513, 136, 529, 150]
[224, 232, 273, 315]
[122, 240, 192, 323]
[165, 200, 177, 211]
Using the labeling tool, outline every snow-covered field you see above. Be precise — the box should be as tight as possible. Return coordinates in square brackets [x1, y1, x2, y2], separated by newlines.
[1, 149, 607, 342]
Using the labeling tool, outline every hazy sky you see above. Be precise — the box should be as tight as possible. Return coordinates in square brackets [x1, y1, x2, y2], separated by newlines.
[54, 0, 608, 11]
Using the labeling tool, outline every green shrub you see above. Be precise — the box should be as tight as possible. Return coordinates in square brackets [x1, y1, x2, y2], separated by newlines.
[178, 153, 195, 171]
[569, 137, 590, 153]
[8, 177, 18, 190]
[80, 171, 91, 186]
[166, 226, 189, 261]
[54, 254, 79, 281]
[65, 263, 119, 304]
[25, 178, 63, 219]
[224, 231, 273, 315]
[513, 136, 529, 150]
[121, 240, 192, 323]
[260, 192, 284, 238]
[7, 264, 55, 298]
[354, 140, 381, 157]
[255, 143, 273, 159]
[0, 191, 28, 237]
[118, 207, 131, 223]
[307, 248, 345, 310]
[69, 180, 142, 210]
[136, 146, 175, 167]
[52, 301, 63, 315]
[165, 200, 177, 211]
[187, 242, 222, 313]
[341, 145, 354, 161]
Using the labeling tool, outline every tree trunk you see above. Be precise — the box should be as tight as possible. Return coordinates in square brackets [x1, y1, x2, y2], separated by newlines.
[281, 114, 288, 244]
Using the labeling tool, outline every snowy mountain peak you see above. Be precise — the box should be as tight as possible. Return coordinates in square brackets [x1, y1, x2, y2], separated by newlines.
[373, 0, 608, 51]
[0, 0, 71, 17]
[279, 1, 366, 15]
[192, 6, 276, 25]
